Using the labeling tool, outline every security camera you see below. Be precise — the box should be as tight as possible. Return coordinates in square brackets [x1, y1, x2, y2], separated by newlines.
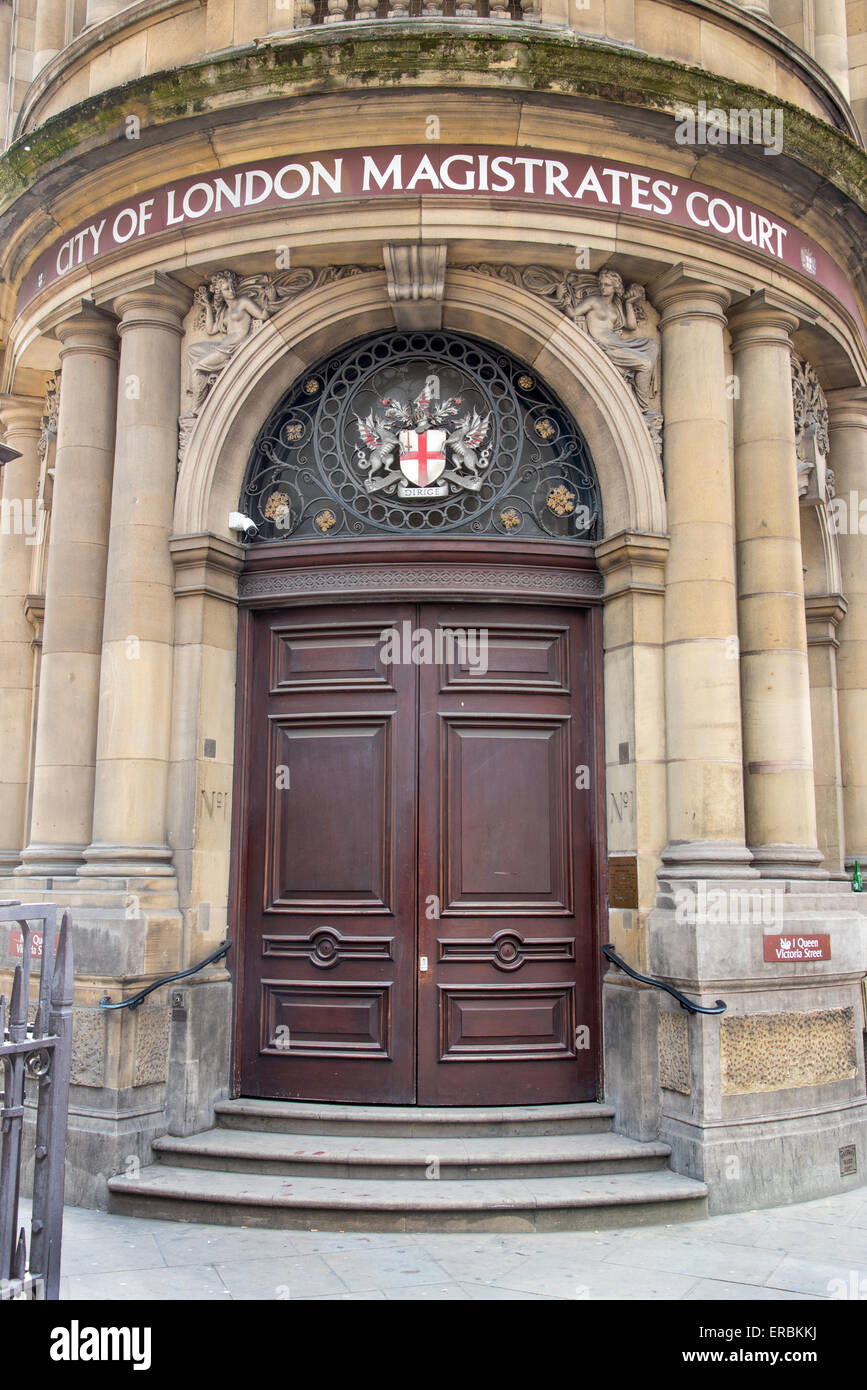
[228, 511, 259, 539]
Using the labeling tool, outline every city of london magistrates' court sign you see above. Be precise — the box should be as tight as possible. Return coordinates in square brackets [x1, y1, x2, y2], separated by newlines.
[18, 144, 863, 336]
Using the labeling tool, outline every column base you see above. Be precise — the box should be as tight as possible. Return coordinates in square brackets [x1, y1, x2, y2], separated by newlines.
[660, 840, 758, 878]
[0, 850, 23, 873]
[15, 843, 85, 876]
[79, 843, 175, 877]
[749, 843, 827, 878]
[661, 1103, 867, 1214]
[649, 873, 867, 1212]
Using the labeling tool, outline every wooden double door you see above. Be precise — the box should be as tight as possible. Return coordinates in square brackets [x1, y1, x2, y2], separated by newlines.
[235, 599, 601, 1105]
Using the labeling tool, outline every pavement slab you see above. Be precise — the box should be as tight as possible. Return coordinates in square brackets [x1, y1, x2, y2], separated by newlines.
[18, 1185, 867, 1300]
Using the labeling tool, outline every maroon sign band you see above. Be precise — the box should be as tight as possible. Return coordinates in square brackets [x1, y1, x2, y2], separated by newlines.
[18, 143, 862, 337]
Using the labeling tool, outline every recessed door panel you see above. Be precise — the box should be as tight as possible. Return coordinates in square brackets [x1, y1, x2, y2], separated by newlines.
[267, 715, 393, 910]
[440, 716, 571, 910]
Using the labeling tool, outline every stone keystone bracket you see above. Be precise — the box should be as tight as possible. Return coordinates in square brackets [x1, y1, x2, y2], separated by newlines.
[383, 243, 447, 330]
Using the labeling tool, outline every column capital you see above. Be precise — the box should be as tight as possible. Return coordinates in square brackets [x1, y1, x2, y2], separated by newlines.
[97, 272, 192, 335]
[594, 530, 669, 597]
[727, 290, 801, 348]
[649, 263, 750, 327]
[170, 532, 246, 605]
[826, 386, 867, 428]
[0, 394, 44, 439]
[43, 301, 119, 359]
[805, 592, 848, 645]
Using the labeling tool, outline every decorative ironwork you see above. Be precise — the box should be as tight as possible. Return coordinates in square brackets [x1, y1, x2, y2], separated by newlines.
[0, 903, 74, 1300]
[242, 331, 601, 542]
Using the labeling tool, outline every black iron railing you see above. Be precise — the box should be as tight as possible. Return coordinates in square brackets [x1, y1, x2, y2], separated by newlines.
[99, 940, 231, 1012]
[602, 943, 726, 1016]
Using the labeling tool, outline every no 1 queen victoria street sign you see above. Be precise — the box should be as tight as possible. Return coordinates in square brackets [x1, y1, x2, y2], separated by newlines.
[764, 933, 832, 962]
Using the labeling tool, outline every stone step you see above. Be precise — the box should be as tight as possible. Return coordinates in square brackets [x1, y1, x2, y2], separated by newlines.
[213, 1099, 615, 1138]
[108, 1164, 708, 1232]
[152, 1127, 671, 1180]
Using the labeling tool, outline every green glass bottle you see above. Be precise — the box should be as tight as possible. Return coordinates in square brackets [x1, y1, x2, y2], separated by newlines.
[854, 860, 863, 893]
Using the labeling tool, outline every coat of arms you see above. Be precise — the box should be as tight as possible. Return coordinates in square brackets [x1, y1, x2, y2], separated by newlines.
[355, 386, 491, 499]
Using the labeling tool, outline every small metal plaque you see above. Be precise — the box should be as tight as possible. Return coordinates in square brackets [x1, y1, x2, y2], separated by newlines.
[608, 856, 638, 909]
[763, 933, 831, 962]
[840, 1144, 857, 1176]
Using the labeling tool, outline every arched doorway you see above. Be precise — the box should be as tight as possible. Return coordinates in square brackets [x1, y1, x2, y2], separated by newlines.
[230, 330, 607, 1105]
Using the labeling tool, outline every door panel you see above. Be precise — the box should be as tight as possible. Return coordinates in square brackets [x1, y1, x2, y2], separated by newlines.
[438, 717, 571, 909]
[237, 603, 417, 1102]
[237, 599, 599, 1105]
[417, 603, 597, 1104]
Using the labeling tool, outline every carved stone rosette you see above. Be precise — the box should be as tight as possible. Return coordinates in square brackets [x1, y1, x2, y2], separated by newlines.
[465, 262, 663, 459]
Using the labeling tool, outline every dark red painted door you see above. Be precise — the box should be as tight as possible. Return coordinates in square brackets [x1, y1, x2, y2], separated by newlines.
[236, 601, 597, 1104]
[236, 603, 418, 1102]
[417, 604, 597, 1104]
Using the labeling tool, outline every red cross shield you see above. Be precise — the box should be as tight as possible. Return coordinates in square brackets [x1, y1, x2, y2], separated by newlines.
[398, 429, 447, 487]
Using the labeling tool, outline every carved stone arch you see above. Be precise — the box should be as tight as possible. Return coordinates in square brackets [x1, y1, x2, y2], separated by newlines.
[173, 268, 668, 540]
[801, 498, 843, 600]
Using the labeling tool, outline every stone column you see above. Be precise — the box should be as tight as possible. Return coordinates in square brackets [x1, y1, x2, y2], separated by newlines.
[651, 266, 752, 876]
[17, 305, 118, 877]
[596, 531, 669, 1141]
[80, 274, 190, 879]
[0, 396, 43, 871]
[827, 388, 867, 871]
[33, 0, 66, 72]
[814, 0, 850, 100]
[0, 1, 12, 148]
[728, 292, 823, 876]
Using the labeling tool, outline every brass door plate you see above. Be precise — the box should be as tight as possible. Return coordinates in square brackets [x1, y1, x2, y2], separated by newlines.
[608, 856, 638, 909]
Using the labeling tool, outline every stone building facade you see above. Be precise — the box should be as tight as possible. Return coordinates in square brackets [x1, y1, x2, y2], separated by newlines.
[0, 0, 866, 1220]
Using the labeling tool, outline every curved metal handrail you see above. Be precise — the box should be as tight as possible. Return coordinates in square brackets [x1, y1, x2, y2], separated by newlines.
[99, 940, 231, 1011]
[602, 943, 726, 1016]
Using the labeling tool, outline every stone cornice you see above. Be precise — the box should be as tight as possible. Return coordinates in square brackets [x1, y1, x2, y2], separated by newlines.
[11, 0, 859, 144]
